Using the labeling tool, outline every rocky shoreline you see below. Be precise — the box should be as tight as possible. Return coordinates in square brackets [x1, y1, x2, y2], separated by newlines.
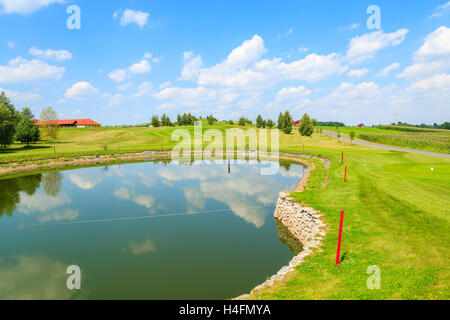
[235, 178, 326, 299]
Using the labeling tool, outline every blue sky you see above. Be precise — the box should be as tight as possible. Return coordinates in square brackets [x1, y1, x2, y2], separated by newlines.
[0, 0, 449, 126]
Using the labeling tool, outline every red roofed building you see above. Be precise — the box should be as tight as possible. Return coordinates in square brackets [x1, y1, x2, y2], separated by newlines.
[292, 120, 302, 126]
[32, 119, 101, 128]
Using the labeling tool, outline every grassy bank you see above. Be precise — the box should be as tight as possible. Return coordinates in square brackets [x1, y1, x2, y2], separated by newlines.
[0, 125, 449, 299]
[251, 146, 449, 299]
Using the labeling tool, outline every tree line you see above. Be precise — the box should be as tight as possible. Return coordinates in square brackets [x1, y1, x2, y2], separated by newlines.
[390, 121, 450, 130]
[149, 110, 319, 137]
[0, 92, 62, 148]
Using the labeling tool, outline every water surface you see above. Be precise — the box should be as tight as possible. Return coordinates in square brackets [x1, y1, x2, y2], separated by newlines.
[0, 159, 304, 299]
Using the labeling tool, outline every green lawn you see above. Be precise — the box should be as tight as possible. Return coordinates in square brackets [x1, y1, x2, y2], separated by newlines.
[0, 125, 449, 299]
[251, 147, 449, 299]
[322, 126, 450, 154]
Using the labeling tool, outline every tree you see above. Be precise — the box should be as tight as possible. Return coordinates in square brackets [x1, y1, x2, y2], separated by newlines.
[311, 118, 318, 126]
[228, 120, 234, 125]
[151, 115, 160, 127]
[160, 114, 171, 126]
[349, 131, 356, 142]
[40, 106, 59, 141]
[207, 115, 217, 125]
[15, 118, 40, 147]
[299, 113, 314, 137]
[256, 115, 264, 128]
[238, 117, 247, 126]
[277, 113, 284, 129]
[0, 92, 19, 148]
[266, 119, 274, 128]
[177, 114, 182, 125]
[42, 172, 62, 197]
[20, 107, 34, 120]
[282, 111, 293, 134]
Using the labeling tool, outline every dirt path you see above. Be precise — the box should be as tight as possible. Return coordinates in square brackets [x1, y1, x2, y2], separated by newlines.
[323, 130, 450, 159]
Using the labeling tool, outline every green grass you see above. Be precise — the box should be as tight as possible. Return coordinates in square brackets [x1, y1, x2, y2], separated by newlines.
[0, 124, 449, 299]
[323, 126, 450, 154]
[250, 146, 449, 299]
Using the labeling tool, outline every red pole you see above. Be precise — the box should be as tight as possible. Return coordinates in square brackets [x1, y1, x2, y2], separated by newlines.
[336, 210, 344, 266]
[344, 165, 347, 182]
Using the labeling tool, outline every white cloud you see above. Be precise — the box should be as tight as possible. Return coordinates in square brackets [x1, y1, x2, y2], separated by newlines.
[106, 94, 125, 108]
[0, 0, 64, 15]
[65, 82, 99, 100]
[159, 81, 172, 89]
[179, 51, 203, 81]
[69, 172, 102, 190]
[132, 195, 155, 208]
[347, 68, 369, 78]
[114, 187, 131, 200]
[0, 57, 65, 83]
[131, 81, 153, 98]
[340, 23, 360, 31]
[127, 239, 156, 255]
[346, 29, 409, 63]
[29, 47, 72, 61]
[143, 52, 162, 63]
[414, 26, 450, 60]
[430, 1, 450, 18]
[119, 9, 149, 28]
[276, 86, 311, 101]
[155, 35, 347, 117]
[194, 35, 346, 89]
[17, 191, 71, 214]
[108, 69, 127, 82]
[376, 62, 400, 77]
[0, 255, 74, 299]
[108, 58, 152, 82]
[408, 73, 450, 91]
[118, 82, 132, 91]
[277, 27, 293, 38]
[6, 41, 14, 48]
[399, 26, 450, 79]
[128, 59, 151, 74]
[0, 88, 41, 102]
[38, 209, 79, 224]
[316, 82, 386, 111]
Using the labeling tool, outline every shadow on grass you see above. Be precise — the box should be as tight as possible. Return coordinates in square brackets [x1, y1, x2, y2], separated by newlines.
[339, 252, 348, 264]
[0, 145, 52, 154]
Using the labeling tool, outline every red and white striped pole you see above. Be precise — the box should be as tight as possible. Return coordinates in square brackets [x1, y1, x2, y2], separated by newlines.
[336, 210, 344, 266]
[341, 151, 344, 164]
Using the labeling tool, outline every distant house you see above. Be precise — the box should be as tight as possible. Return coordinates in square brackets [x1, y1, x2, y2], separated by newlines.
[32, 119, 101, 128]
[292, 120, 302, 126]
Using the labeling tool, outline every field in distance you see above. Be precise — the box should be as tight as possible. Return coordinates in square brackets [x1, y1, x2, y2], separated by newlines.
[323, 125, 450, 154]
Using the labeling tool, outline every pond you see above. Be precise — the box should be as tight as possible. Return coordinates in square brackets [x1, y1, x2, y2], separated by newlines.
[0, 159, 305, 299]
